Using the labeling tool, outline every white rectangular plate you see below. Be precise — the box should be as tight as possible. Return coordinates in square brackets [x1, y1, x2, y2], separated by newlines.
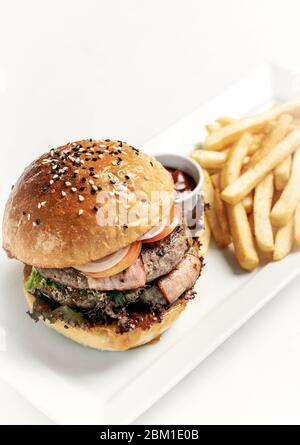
[1, 64, 300, 425]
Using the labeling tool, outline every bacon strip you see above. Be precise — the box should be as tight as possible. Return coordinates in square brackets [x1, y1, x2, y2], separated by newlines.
[158, 246, 201, 304]
[86, 258, 146, 291]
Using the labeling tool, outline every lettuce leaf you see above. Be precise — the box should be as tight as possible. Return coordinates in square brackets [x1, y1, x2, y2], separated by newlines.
[24, 268, 61, 291]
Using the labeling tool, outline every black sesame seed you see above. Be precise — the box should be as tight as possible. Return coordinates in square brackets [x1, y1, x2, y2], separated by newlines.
[36, 219, 41, 225]
[72, 173, 78, 178]
[42, 186, 49, 193]
[89, 138, 93, 142]
[110, 179, 116, 184]
[125, 175, 130, 180]
[85, 157, 91, 161]
[123, 224, 128, 229]
[22, 211, 27, 215]
[93, 206, 98, 212]
[92, 157, 97, 161]
[150, 161, 153, 167]
[81, 178, 87, 183]
[105, 139, 111, 142]
[82, 150, 87, 154]
[91, 189, 96, 194]
[79, 186, 86, 191]
[90, 172, 95, 177]
[89, 167, 94, 171]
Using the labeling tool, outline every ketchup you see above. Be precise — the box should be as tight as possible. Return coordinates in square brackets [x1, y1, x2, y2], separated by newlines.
[166, 167, 196, 194]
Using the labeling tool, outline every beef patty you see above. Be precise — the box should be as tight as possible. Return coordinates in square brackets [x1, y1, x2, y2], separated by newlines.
[37, 225, 191, 289]
[29, 241, 202, 333]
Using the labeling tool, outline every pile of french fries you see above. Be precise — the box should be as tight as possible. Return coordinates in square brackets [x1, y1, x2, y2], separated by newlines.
[193, 98, 300, 271]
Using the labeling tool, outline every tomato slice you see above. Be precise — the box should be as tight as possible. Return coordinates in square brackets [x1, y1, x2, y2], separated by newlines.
[84, 241, 142, 278]
[141, 216, 178, 244]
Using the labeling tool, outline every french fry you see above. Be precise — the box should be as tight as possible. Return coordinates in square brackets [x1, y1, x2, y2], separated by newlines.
[227, 203, 259, 271]
[294, 199, 300, 245]
[274, 155, 292, 191]
[216, 116, 237, 126]
[198, 214, 211, 256]
[205, 124, 220, 134]
[214, 188, 231, 243]
[246, 114, 293, 170]
[210, 173, 220, 189]
[271, 148, 300, 227]
[247, 133, 264, 156]
[221, 128, 300, 205]
[243, 194, 253, 214]
[192, 150, 227, 169]
[205, 98, 300, 150]
[253, 173, 274, 252]
[202, 170, 230, 248]
[220, 132, 253, 190]
[273, 218, 294, 261]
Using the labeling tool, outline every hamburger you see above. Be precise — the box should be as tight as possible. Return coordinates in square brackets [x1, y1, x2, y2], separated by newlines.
[2, 139, 203, 351]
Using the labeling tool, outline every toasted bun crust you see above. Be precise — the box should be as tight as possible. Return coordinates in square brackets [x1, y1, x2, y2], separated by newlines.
[3, 140, 174, 268]
[24, 289, 187, 351]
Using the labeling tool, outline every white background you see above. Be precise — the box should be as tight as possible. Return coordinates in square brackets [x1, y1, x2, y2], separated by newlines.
[1, 0, 300, 425]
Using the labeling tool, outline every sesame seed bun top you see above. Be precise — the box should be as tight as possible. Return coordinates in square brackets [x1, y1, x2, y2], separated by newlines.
[2, 139, 175, 268]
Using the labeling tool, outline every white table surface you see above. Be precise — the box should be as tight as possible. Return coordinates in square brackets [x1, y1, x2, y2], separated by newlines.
[1, 0, 300, 425]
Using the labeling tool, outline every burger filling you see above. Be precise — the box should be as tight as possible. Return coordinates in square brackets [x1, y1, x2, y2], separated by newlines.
[25, 225, 203, 333]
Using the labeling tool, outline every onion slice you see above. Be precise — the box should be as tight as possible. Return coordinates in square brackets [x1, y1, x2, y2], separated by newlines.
[138, 205, 176, 242]
[74, 245, 130, 273]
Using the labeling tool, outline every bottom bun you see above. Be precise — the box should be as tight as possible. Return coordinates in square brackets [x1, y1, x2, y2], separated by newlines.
[24, 289, 187, 351]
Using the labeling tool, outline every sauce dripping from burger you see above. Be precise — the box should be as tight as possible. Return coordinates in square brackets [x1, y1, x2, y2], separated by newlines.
[166, 167, 196, 195]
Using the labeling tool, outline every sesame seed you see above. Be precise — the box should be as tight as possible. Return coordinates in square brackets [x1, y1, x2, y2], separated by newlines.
[41, 201, 46, 206]
[71, 187, 77, 192]
[92, 185, 98, 191]
[74, 169, 79, 174]
[88, 179, 94, 185]
[65, 181, 71, 187]
[50, 180, 54, 185]
[99, 144, 106, 148]
[61, 191, 66, 197]
[38, 203, 41, 209]
[32, 222, 37, 227]
[27, 214, 31, 220]
[78, 209, 83, 216]
[78, 195, 84, 202]
[98, 154, 103, 159]
[53, 174, 59, 179]
[93, 174, 100, 178]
